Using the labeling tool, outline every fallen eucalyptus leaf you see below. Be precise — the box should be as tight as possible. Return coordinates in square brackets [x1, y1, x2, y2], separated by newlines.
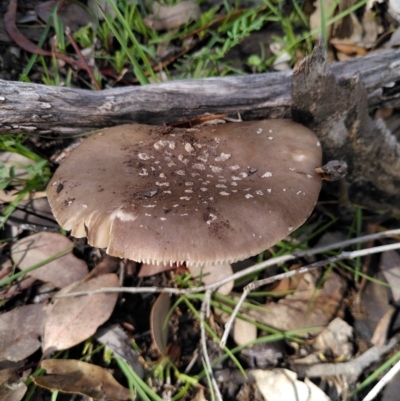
[150, 292, 170, 356]
[244, 270, 345, 334]
[144, 0, 201, 31]
[34, 359, 130, 400]
[94, 324, 143, 378]
[233, 318, 257, 346]
[250, 368, 331, 401]
[189, 263, 233, 295]
[0, 304, 46, 361]
[11, 232, 88, 288]
[43, 273, 119, 354]
[0, 381, 27, 401]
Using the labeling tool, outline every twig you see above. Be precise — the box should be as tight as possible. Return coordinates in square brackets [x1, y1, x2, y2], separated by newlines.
[200, 290, 223, 401]
[219, 242, 400, 348]
[55, 228, 400, 299]
[301, 336, 399, 381]
[362, 357, 400, 401]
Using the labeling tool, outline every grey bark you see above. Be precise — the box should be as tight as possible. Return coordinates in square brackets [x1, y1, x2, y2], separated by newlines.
[0, 48, 399, 136]
[291, 42, 400, 214]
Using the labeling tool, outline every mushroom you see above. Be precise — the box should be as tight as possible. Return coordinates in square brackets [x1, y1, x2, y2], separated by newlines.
[47, 120, 322, 267]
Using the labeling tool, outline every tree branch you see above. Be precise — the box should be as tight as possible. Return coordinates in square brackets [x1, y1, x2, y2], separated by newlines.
[0, 48, 399, 136]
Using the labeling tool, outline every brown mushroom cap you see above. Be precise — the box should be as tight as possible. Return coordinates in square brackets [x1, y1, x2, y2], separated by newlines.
[47, 120, 322, 266]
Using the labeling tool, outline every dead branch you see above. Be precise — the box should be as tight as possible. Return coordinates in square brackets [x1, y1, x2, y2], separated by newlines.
[0, 48, 399, 136]
[291, 42, 400, 214]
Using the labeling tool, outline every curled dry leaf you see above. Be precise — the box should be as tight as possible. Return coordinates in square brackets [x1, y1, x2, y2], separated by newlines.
[43, 273, 119, 355]
[7, 198, 58, 232]
[94, 324, 144, 378]
[35, 1, 94, 32]
[11, 232, 88, 289]
[0, 362, 27, 400]
[144, 0, 201, 31]
[244, 270, 345, 334]
[0, 381, 27, 401]
[233, 318, 257, 346]
[380, 250, 400, 305]
[34, 359, 131, 400]
[189, 263, 234, 295]
[313, 317, 353, 361]
[250, 368, 331, 401]
[150, 292, 171, 357]
[0, 304, 46, 361]
[88, 0, 116, 21]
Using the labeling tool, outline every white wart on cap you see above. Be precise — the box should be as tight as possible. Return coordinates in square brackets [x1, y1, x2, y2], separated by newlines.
[47, 120, 322, 266]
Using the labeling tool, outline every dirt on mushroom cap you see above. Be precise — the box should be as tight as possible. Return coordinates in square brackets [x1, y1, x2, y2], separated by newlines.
[47, 120, 322, 266]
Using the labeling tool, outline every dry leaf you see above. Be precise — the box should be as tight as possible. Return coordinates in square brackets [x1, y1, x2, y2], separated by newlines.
[250, 368, 331, 401]
[35, 1, 94, 32]
[144, 0, 201, 31]
[371, 307, 396, 347]
[150, 292, 170, 356]
[380, 250, 400, 305]
[189, 263, 233, 295]
[95, 324, 143, 377]
[7, 198, 58, 231]
[313, 317, 353, 361]
[43, 273, 119, 354]
[0, 304, 46, 361]
[11, 232, 88, 288]
[0, 152, 35, 181]
[0, 381, 27, 401]
[233, 318, 257, 346]
[88, 0, 117, 21]
[385, 26, 400, 48]
[34, 359, 131, 400]
[244, 270, 345, 334]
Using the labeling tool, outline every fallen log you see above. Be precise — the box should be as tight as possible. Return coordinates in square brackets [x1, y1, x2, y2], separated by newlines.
[292, 42, 400, 214]
[0, 48, 399, 136]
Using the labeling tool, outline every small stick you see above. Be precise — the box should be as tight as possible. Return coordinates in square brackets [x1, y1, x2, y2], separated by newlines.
[362, 357, 400, 401]
[55, 228, 400, 299]
[219, 242, 400, 348]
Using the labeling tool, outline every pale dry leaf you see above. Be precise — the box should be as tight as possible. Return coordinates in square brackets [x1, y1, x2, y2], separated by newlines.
[34, 359, 131, 400]
[11, 232, 88, 288]
[371, 307, 396, 347]
[244, 271, 345, 334]
[0, 381, 27, 401]
[385, 26, 400, 48]
[389, 0, 400, 22]
[150, 292, 171, 356]
[380, 250, 400, 304]
[189, 263, 233, 295]
[43, 273, 119, 354]
[0, 152, 35, 181]
[35, 1, 94, 32]
[0, 304, 46, 362]
[313, 317, 353, 361]
[94, 324, 143, 378]
[309, 0, 337, 40]
[233, 318, 257, 346]
[144, 0, 201, 31]
[7, 197, 58, 231]
[250, 368, 331, 401]
[0, 361, 24, 385]
[88, 0, 116, 21]
[361, 7, 379, 48]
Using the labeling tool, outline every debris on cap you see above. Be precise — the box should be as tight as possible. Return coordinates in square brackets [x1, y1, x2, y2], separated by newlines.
[315, 160, 348, 181]
[47, 120, 322, 266]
